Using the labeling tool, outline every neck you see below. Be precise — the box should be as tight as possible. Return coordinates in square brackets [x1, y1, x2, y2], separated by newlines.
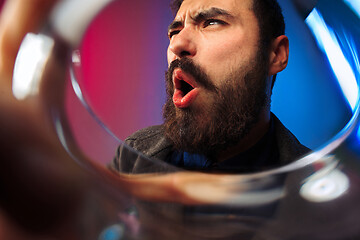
[215, 110, 271, 162]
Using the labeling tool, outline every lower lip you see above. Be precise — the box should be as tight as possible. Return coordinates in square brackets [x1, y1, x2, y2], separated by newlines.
[173, 88, 199, 108]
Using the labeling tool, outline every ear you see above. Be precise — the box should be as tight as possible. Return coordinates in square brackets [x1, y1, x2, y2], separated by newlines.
[268, 35, 289, 76]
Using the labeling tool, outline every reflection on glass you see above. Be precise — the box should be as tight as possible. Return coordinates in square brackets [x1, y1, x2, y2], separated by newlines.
[344, 0, 360, 18]
[52, 0, 360, 239]
[12, 33, 54, 100]
[306, 7, 359, 111]
[300, 156, 350, 202]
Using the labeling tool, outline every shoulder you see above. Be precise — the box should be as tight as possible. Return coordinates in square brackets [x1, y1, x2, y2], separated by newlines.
[126, 125, 164, 143]
[111, 125, 174, 173]
[272, 114, 311, 164]
[125, 125, 173, 159]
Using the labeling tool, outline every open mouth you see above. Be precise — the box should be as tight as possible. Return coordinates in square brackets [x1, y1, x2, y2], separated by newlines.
[179, 79, 194, 96]
[172, 69, 199, 108]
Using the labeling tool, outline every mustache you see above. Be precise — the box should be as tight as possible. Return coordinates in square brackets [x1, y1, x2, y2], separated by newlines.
[165, 58, 217, 92]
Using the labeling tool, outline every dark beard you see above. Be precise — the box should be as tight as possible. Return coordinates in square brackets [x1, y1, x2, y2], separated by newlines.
[163, 52, 270, 160]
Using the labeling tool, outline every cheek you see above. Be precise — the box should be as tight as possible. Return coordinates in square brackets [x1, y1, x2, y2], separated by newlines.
[204, 37, 249, 64]
[202, 44, 246, 74]
[167, 47, 174, 66]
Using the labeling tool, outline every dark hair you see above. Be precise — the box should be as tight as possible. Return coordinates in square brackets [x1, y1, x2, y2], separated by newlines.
[170, 0, 285, 49]
[252, 0, 285, 49]
[170, 0, 285, 88]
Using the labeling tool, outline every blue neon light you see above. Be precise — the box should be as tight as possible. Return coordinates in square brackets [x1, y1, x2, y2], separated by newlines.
[306, 8, 359, 111]
[343, 0, 360, 18]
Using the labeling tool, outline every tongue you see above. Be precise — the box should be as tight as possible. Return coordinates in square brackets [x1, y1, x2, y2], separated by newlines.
[173, 88, 199, 108]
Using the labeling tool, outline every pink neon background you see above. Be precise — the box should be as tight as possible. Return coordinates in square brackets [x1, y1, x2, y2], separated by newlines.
[65, 0, 174, 163]
[77, 0, 172, 140]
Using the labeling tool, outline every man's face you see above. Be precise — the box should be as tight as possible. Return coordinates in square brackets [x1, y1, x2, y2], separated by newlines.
[164, 0, 271, 157]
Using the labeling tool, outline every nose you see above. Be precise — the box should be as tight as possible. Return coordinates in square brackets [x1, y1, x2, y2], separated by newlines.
[168, 27, 197, 60]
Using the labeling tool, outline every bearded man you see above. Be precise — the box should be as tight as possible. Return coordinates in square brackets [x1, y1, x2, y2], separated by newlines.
[113, 0, 310, 173]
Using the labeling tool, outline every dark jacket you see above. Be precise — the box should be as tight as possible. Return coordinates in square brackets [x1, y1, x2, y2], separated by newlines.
[111, 115, 312, 240]
[112, 114, 310, 174]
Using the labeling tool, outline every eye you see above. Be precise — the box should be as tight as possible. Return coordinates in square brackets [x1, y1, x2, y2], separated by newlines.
[168, 30, 180, 39]
[203, 19, 226, 28]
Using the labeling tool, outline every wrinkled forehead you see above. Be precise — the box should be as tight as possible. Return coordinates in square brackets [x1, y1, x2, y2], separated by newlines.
[175, 0, 254, 20]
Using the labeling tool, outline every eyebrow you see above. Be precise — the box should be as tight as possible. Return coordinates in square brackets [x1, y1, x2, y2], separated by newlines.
[167, 7, 234, 33]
